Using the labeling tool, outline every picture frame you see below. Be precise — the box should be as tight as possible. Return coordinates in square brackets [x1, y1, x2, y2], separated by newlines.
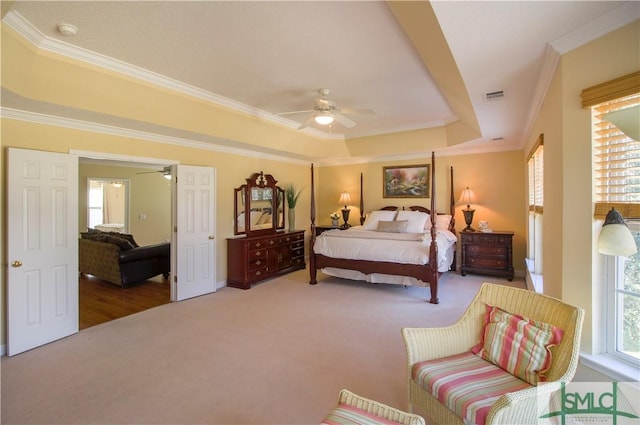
[383, 164, 430, 198]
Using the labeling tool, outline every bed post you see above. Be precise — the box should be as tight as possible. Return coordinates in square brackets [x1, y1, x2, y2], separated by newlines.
[449, 166, 457, 271]
[428, 151, 439, 304]
[359, 172, 365, 225]
[309, 163, 317, 285]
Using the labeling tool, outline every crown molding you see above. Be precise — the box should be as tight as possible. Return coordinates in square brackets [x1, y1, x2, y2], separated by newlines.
[1, 107, 311, 166]
[2, 10, 342, 141]
[519, 2, 638, 151]
[550, 2, 640, 55]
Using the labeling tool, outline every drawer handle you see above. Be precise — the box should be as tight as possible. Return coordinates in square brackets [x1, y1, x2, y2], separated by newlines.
[255, 270, 261, 276]
[255, 260, 261, 266]
[255, 242, 261, 247]
[254, 251, 261, 256]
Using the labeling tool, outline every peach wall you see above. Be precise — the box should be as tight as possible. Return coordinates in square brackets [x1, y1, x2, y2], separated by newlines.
[316, 150, 527, 272]
[527, 20, 640, 354]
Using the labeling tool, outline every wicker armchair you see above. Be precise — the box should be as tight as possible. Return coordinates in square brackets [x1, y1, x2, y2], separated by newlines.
[322, 389, 425, 425]
[402, 282, 584, 425]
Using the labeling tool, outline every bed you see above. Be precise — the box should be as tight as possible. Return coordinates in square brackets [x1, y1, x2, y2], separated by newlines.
[308, 152, 456, 304]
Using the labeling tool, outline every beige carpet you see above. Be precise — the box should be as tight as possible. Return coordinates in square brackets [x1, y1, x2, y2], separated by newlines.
[1, 269, 525, 425]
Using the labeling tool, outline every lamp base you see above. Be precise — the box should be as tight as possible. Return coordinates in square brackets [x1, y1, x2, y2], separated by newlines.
[340, 208, 351, 229]
[462, 208, 475, 232]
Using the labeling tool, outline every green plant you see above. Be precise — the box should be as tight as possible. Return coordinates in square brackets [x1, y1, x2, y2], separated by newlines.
[284, 184, 303, 209]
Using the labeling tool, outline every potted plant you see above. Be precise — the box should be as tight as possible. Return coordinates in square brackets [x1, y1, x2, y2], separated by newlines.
[284, 184, 303, 231]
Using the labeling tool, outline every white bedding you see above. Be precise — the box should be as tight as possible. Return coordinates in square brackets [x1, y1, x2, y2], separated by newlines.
[313, 225, 457, 282]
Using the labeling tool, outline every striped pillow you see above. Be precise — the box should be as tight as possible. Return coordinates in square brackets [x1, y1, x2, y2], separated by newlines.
[472, 304, 564, 385]
[321, 403, 404, 425]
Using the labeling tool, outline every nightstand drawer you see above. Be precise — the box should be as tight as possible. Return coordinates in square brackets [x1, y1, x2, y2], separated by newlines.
[466, 256, 508, 269]
[467, 245, 507, 256]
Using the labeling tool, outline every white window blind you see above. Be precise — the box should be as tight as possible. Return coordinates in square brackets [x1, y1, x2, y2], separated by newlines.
[527, 136, 544, 288]
[593, 93, 640, 207]
[583, 71, 640, 219]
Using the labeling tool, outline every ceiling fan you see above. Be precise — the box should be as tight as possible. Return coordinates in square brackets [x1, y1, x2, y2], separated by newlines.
[136, 166, 172, 179]
[277, 88, 375, 130]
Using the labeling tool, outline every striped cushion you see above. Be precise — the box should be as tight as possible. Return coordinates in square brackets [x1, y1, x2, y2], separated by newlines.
[321, 403, 404, 425]
[472, 304, 564, 385]
[412, 351, 531, 425]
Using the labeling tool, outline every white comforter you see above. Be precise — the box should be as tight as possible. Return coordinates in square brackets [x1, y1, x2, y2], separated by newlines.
[313, 226, 457, 272]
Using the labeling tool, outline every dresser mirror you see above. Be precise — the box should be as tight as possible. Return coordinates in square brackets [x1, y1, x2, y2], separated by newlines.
[234, 171, 285, 236]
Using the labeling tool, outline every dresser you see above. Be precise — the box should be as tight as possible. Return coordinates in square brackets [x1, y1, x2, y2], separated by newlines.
[460, 231, 514, 281]
[227, 230, 305, 289]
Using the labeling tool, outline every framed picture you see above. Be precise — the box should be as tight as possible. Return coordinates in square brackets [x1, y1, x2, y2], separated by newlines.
[383, 164, 430, 198]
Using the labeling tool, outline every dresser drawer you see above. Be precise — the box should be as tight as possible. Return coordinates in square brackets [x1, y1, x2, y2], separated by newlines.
[248, 248, 267, 260]
[248, 266, 268, 281]
[248, 257, 267, 270]
[291, 246, 304, 258]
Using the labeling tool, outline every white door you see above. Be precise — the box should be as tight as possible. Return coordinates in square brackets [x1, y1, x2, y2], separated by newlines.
[7, 148, 79, 356]
[172, 165, 216, 301]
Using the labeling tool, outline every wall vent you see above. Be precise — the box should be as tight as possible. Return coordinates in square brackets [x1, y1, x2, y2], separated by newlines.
[483, 90, 505, 101]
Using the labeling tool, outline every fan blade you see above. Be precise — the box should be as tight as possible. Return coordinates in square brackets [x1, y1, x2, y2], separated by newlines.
[333, 113, 356, 128]
[339, 107, 376, 115]
[276, 109, 314, 116]
[298, 116, 316, 130]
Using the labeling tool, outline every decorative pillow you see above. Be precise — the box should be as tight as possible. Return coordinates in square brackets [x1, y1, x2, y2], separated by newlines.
[376, 220, 408, 233]
[396, 210, 429, 233]
[472, 304, 564, 385]
[362, 210, 398, 230]
[117, 233, 139, 248]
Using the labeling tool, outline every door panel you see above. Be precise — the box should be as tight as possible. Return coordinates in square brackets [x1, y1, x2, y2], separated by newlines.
[8, 148, 78, 356]
[172, 165, 216, 301]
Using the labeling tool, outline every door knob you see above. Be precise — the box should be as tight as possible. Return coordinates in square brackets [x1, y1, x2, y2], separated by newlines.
[208, 236, 215, 240]
[11, 260, 23, 268]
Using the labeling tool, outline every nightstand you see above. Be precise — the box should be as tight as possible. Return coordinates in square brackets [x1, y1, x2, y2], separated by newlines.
[315, 225, 340, 236]
[460, 231, 514, 281]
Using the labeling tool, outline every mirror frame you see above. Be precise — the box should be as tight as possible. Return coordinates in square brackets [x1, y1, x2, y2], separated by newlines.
[234, 171, 285, 236]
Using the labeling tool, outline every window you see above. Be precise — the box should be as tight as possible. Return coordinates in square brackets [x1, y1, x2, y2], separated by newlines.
[526, 135, 544, 293]
[583, 71, 640, 367]
[605, 220, 640, 364]
[87, 178, 129, 232]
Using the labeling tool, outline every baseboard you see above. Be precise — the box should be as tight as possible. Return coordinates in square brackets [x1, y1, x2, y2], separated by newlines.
[1, 343, 6, 356]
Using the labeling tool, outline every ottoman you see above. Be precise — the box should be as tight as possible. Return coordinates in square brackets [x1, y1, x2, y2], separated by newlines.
[321, 389, 425, 425]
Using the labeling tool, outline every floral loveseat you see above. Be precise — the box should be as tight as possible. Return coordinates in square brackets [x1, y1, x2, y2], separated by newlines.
[79, 229, 170, 287]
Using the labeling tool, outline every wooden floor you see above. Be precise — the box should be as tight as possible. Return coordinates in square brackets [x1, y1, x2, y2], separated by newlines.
[79, 274, 171, 330]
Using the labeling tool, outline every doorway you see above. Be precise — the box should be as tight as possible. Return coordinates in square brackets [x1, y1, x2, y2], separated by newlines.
[79, 158, 172, 329]
[8, 148, 217, 354]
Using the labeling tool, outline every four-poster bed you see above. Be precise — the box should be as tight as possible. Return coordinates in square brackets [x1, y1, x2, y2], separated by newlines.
[308, 152, 456, 304]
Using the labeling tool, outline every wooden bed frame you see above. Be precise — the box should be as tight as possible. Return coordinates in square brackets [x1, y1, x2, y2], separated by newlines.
[308, 152, 455, 304]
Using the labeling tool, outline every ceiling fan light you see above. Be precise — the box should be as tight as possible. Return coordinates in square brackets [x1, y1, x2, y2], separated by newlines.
[314, 112, 334, 125]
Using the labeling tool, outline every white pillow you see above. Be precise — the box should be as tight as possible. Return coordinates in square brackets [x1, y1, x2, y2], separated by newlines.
[362, 210, 398, 230]
[425, 214, 452, 230]
[396, 210, 429, 233]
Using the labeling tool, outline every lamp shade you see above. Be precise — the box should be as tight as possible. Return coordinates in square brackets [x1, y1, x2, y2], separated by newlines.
[457, 187, 478, 208]
[314, 112, 334, 125]
[338, 191, 352, 206]
[603, 104, 640, 141]
[597, 208, 638, 257]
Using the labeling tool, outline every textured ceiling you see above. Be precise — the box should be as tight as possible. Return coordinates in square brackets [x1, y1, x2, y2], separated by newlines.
[2, 1, 638, 159]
